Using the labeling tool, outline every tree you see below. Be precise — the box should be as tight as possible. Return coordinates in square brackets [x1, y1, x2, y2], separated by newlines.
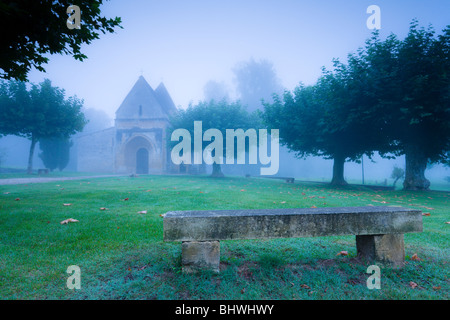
[391, 165, 405, 188]
[0, 79, 87, 173]
[203, 80, 230, 103]
[361, 22, 450, 190]
[264, 21, 449, 189]
[168, 99, 260, 177]
[262, 61, 389, 186]
[0, 0, 122, 81]
[233, 58, 283, 112]
[39, 137, 73, 171]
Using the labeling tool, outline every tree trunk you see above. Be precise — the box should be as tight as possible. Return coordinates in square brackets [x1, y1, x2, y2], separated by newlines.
[211, 163, 224, 177]
[393, 177, 400, 188]
[27, 135, 37, 174]
[403, 147, 430, 190]
[331, 155, 348, 186]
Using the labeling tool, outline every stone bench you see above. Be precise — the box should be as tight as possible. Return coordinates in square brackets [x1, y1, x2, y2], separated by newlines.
[163, 206, 422, 273]
[265, 176, 295, 183]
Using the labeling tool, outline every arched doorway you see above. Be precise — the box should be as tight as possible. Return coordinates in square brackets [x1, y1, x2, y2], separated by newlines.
[123, 136, 153, 174]
[136, 148, 149, 174]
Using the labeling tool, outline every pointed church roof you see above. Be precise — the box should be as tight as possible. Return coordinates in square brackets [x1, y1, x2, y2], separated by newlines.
[155, 82, 177, 115]
[115, 76, 176, 120]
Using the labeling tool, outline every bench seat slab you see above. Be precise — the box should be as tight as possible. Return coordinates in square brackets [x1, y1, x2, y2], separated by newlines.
[164, 206, 422, 242]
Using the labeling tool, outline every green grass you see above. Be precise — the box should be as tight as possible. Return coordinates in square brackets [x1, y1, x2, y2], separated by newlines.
[0, 175, 448, 299]
[0, 170, 103, 179]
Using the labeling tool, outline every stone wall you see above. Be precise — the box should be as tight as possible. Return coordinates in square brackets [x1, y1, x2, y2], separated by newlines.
[77, 127, 115, 173]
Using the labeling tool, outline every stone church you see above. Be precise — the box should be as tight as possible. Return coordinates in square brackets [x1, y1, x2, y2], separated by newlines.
[77, 76, 177, 174]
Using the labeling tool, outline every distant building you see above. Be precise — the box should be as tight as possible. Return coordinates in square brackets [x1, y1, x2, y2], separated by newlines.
[76, 76, 177, 174]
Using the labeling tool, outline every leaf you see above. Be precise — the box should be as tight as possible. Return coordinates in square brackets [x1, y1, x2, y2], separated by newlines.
[409, 281, 418, 289]
[445, 222, 450, 224]
[63, 203, 72, 206]
[123, 197, 129, 201]
[300, 284, 311, 289]
[240, 189, 246, 192]
[60, 218, 79, 225]
[311, 205, 317, 208]
[100, 207, 108, 211]
[280, 201, 286, 204]
[422, 212, 430, 216]
[241, 288, 246, 294]
[15, 198, 20, 201]
[337, 251, 348, 256]
[137, 210, 147, 214]
[432, 286, 441, 291]
[411, 253, 422, 261]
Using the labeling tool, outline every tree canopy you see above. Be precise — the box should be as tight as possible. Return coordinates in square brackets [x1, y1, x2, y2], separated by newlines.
[39, 136, 73, 171]
[168, 99, 261, 177]
[263, 21, 450, 189]
[0, 79, 87, 173]
[233, 58, 283, 112]
[0, 0, 122, 81]
[357, 22, 450, 189]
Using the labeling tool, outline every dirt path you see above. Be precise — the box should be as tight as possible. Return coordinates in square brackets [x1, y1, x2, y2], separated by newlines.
[0, 175, 124, 185]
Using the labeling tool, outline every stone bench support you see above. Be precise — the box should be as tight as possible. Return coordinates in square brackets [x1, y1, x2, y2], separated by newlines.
[164, 206, 422, 273]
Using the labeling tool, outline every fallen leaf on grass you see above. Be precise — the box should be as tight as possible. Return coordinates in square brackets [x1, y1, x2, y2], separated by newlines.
[60, 218, 79, 225]
[100, 207, 108, 211]
[433, 286, 441, 291]
[240, 189, 246, 192]
[4, 192, 10, 194]
[411, 253, 423, 261]
[422, 212, 431, 216]
[63, 203, 72, 206]
[445, 222, 450, 224]
[280, 201, 286, 204]
[337, 251, 348, 256]
[159, 214, 165, 218]
[311, 205, 317, 208]
[300, 284, 311, 289]
[137, 210, 147, 214]
[409, 281, 418, 289]
[15, 198, 20, 201]
[241, 288, 246, 294]
[123, 197, 129, 201]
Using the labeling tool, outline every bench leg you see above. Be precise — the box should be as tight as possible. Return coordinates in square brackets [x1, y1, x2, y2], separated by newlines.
[181, 241, 220, 273]
[356, 234, 405, 267]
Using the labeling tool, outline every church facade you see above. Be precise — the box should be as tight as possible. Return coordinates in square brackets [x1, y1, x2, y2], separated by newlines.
[77, 76, 177, 174]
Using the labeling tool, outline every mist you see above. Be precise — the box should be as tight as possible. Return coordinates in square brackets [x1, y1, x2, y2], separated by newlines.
[1, 0, 449, 190]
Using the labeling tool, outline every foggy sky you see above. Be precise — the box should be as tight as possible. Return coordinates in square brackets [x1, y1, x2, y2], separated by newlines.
[25, 0, 450, 119]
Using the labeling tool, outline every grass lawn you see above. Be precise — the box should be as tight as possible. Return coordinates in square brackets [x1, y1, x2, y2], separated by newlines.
[0, 170, 103, 179]
[0, 175, 448, 300]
